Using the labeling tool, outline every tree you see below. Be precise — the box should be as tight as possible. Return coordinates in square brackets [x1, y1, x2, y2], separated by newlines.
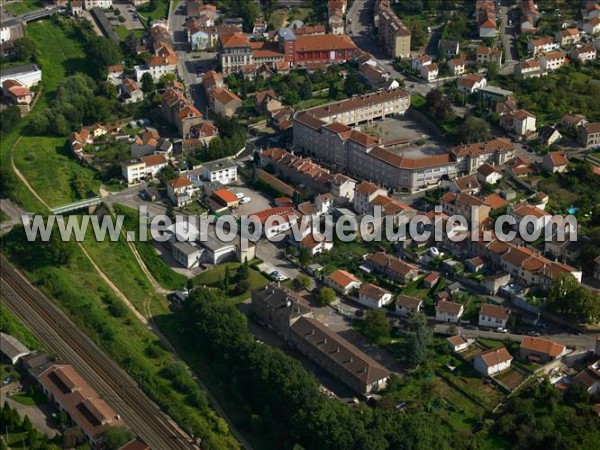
[343, 72, 365, 97]
[238, 258, 249, 281]
[141, 72, 155, 94]
[64, 427, 86, 448]
[240, 1, 259, 32]
[328, 80, 339, 100]
[12, 37, 37, 62]
[317, 287, 336, 305]
[406, 312, 430, 367]
[459, 116, 491, 143]
[121, 33, 139, 58]
[165, 203, 175, 222]
[298, 247, 311, 266]
[487, 61, 499, 81]
[98, 426, 132, 450]
[293, 274, 311, 291]
[0, 106, 21, 134]
[426, 89, 454, 121]
[283, 88, 300, 106]
[300, 78, 313, 101]
[363, 309, 390, 341]
[547, 273, 600, 323]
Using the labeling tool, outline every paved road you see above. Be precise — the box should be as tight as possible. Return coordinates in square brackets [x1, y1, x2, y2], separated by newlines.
[0, 257, 197, 450]
[346, 0, 451, 98]
[435, 323, 600, 351]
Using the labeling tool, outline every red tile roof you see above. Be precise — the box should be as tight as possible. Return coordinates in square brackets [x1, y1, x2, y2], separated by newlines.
[478, 347, 512, 367]
[212, 188, 238, 204]
[328, 269, 360, 288]
[167, 176, 193, 189]
[521, 337, 565, 358]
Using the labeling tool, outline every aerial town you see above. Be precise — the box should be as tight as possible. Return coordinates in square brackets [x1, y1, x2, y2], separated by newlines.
[1, 0, 600, 449]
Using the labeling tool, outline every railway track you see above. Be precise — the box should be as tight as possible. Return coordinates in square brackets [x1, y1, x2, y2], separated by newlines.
[0, 256, 196, 450]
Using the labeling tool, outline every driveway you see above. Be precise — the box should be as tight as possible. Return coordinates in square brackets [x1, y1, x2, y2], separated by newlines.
[1, 384, 60, 438]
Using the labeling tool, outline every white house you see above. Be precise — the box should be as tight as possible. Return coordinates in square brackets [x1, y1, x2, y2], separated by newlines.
[538, 51, 566, 71]
[542, 151, 568, 173]
[172, 241, 202, 269]
[499, 109, 537, 137]
[457, 73, 487, 94]
[474, 347, 513, 376]
[420, 63, 439, 82]
[570, 44, 597, 63]
[315, 193, 334, 215]
[583, 18, 600, 35]
[528, 36, 558, 56]
[167, 176, 196, 207]
[478, 304, 511, 329]
[122, 154, 168, 184]
[395, 295, 423, 316]
[202, 159, 238, 184]
[447, 335, 471, 353]
[326, 269, 362, 295]
[358, 283, 393, 309]
[477, 163, 502, 184]
[447, 58, 466, 76]
[300, 234, 333, 256]
[555, 28, 580, 47]
[435, 300, 464, 323]
[411, 54, 431, 72]
[84, 0, 113, 8]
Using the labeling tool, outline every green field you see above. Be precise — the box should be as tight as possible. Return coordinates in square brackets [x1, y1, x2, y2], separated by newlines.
[3, 1, 43, 16]
[114, 26, 145, 40]
[1, 20, 98, 211]
[138, 0, 170, 22]
[193, 261, 270, 303]
[115, 205, 187, 290]
[13, 136, 100, 207]
[81, 215, 168, 316]
[0, 307, 42, 350]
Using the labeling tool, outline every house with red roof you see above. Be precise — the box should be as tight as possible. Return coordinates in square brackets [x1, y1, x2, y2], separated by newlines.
[167, 176, 195, 207]
[326, 269, 362, 295]
[474, 347, 513, 376]
[542, 151, 568, 173]
[358, 283, 393, 308]
[519, 336, 566, 363]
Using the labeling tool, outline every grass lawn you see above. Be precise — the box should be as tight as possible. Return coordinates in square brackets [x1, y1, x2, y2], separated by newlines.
[537, 177, 579, 207]
[10, 389, 48, 407]
[295, 95, 331, 110]
[193, 262, 269, 303]
[4, 1, 43, 15]
[138, 0, 170, 22]
[411, 93, 426, 108]
[2, 20, 98, 210]
[114, 26, 145, 40]
[13, 136, 101, 207]
[0, 307, 43, 350]
[81, 215, 169, 317]
[114, 205, 187, 290]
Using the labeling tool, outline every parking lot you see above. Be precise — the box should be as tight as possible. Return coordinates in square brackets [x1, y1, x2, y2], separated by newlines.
[112, 1, 144, 30]
[230, 185, 273, 217]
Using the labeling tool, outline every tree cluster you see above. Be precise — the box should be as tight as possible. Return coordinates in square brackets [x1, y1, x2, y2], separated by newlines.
[194, 115, 246, 162]
[181, 288, 451, 450]
[425, 89, 454, 122]
[1, 402, 60, 450]
[494, 379, 600, 450]
[546, 273, 600, 323]
[28, 74, 114, 136]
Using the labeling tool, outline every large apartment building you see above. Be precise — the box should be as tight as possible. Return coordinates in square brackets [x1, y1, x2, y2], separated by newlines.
[218, 33, 253, 74]
[375, 0, 411, 59]
[293, 92, 515, 192]
[252, 284, 390, 394]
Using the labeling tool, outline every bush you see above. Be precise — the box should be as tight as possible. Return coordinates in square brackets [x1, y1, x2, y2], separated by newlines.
[118, 16, 126, 23]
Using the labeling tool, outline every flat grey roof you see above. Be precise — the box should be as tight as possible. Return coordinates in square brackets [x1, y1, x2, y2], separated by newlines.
[0, 332, 31, 361]
[173, 240, 201, 255]
[202, 158, 237, 172]
[479, 85, 514, 96]
[0, 64, 40, 77]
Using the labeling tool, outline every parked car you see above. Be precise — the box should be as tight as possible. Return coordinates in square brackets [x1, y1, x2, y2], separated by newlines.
[527, 331, 541, 337]
[235, 192, 244, 199]
[495, 327, 509, 333]
[240, 196, 251, 204]
[269, 270, 287, 281]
